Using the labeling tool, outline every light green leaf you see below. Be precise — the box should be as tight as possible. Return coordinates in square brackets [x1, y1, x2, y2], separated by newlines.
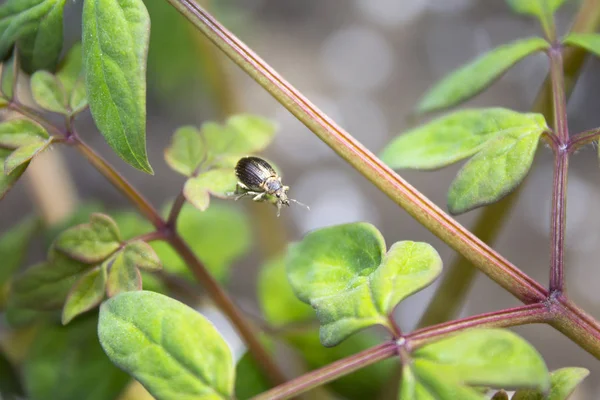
[123, 240, 161, 271]
[183, 168, 237, 212]
[0, 216, 38, 286]
[234, 337, 274, 400]
[287, 222, 442, 346]
[563, 33, 600, 58]
[82, 0, 153, 173]
[17, 0, 66, 73]
[4, 138, 52, 175]
[30, 71, 67, 113]
[413, 329, 549, 391]
[413, 360, 486, 400]
[61, 265, 106, 324]
[447, 124, 545, 215]
[106, 250, 142, 297]
[258, 255, 314, 327]
[23, 314, 130, 400]
[380, 109, 547, 170]
[8, 250, 89, 310]
[506, 0, 567, 32]
[54, 213, 122, 263]
[0, 52, 17, 99]
[57, 43, 83, 94]
[69, 78, 88, 113]
[512, 367, 589, 400]
[0, 118, 49, 149]
[417, 38, 549, 114]
[98, 290, 234, 400]
[165, 126, 204, 177]
[152, 203, 251, 282]
[0, 148, 27, 200]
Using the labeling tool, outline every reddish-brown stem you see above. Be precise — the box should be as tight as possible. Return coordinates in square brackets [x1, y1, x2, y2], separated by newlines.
[7, 102, 66, 138]
[567, 128, 600, 153]
[166, 191, 186, 227]
[407, 304, 551, 349]
[251, 341, 398, 400]
[126, 230, 168, 244]
[549, 47, 570, 144]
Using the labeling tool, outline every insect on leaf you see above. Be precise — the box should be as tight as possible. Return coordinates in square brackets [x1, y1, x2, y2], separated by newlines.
[417, 38, 549, 114]
[287, 222, 442, 346]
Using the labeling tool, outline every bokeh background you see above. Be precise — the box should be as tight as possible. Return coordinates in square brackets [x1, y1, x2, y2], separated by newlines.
[2, 0, 600, 398]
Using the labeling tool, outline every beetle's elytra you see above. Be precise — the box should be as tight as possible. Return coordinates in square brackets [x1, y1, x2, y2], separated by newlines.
[232, 156, 309, 217]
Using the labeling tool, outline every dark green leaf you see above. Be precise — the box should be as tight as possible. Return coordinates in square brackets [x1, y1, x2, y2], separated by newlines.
[287, 222, 442, 346]
[54, 213, 121, 263]
[512, 367, 589, 400]
[447, 123, 545, 214]
[106, 250, 142, 297]
[0, 216, 38, 286]
[61, 265, 106, 324]
[82, 0, 153, 173]
[417, 38, 549, 114]
[164, 126, 204, 177]
[30, 71, 67, 113]
[183, 168, 237, 211]
[380, 108, 546, 170]
[413, 329, 549, 391]
[17, 0, 66, 73]
[0, 118, 49, 149]
[98, 290, 234, 399]
[4, 138, 52, 175]
[0, 148, 26, 199]
[0, 349, 24, 400]
[23, 314, 130, 400]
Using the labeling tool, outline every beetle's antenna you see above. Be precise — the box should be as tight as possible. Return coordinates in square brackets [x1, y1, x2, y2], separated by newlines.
[290, 198, 310, 210]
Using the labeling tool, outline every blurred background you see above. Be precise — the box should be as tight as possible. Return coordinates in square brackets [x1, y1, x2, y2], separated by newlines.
[2, 0, 600, 398]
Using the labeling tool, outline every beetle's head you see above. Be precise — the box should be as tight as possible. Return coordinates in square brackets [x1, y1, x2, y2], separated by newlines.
[275, 189, 290, 206]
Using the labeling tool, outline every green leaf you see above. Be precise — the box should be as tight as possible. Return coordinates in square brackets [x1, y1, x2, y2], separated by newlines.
[165, 126, 204, 177]
[54, 213, 121, 263]
[152, 203, 251, 282]
[23, 314, 130, 400]
[0, 350, 24, 400]
[287, 222, 442, 346]
[82, 0, 153, 173]
[0, 52, 17, 99]
[380, 109, 546, 170]
[61, 265, 106, 324]
[563, 33, 600, 58]
[98, 290, 234, 399]
[0, 148, 26, 199]
[30, 71, 67, 113]
[8, 251, 89, 310]
[506, 0, 567, 32]
[447, 123, 545, 215]
[0, 216, 38, 286]
[417, 38, 549, 114]
[258, 255, 314, 327]
[235, 338, 274, 400]
[56, 43, 88, 113]
[512, 367, 589, 400]
[105, 250, 142, 297]
[123, 240, 161, 271]
[413, 329, 549, 391]
[0, 118, 49, 149]
[412, 360, 486, 400]
[4, 138, 52, 175]
[17, 0, 66, 73]
[183, 168, 237, 212]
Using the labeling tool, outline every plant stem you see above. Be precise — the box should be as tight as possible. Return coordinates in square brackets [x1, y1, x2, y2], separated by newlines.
[166, 191, 186, 227]
[408, 304, 551, 349]
[251, 341, 398, 400]
[567, 128, 600, 153]
[164, 0, 547, 306]
[7, 102, 65, 138]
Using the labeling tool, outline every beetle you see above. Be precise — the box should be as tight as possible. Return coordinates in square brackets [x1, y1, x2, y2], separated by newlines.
[231, 156, 309, 217]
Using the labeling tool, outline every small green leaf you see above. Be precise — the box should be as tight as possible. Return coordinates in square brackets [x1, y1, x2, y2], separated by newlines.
[54, 213, 121, 263]
[106, 250, 142, 297]
[17, 0, 66, 73]
[287, 222, 442, 346]
[69, 78, 88, 113]
[417, 38, 549, 114]
[61, 265, 106, 324]
[413, 329, 549, 391]
[0, 148, 26, 199]
[380, 109, 546, 170]
[57, 43, 83, 94]
[30, 71, 67, 113]
[447, 124, 545, 214]
[0, 52, 17, 99]
[512, 367, 589, 400]
[23, 314, 130, 400]
[82, 0, 153, 173]
[0, 118, 49, 149]
[0, 216, 38, 286]
[123, 240, 161, 271]
[8, 251, 89, 310]
[165, 126, 204, 177]
[4, 138, 52, 175]
[183, 168, 237, 211]
[506, 0, 567, 33]
[563, 33, 600, 58]
[98, 290, 234, 399]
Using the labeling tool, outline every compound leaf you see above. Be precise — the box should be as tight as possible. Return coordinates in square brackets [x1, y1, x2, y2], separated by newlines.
[30, 71, 67, 113]
[4, 138, 52, 175]
[0, 118, 49, 149]
[61, 265, 106, 324]
[0, 148, 26, 200]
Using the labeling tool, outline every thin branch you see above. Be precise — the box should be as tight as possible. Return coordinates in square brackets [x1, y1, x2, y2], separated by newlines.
[568, 128, 600, 153]
[164, 0, 547, 306]
[166, 191, 186, 227]
[408, 304, 551, 349]
[251, 341, 398, 400]
[126, 230, 168, 244]
[549, 151, 568, 293]
[7, 101, 66, 138]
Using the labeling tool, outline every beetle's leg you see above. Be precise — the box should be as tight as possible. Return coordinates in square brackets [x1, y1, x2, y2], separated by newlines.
[276, 201, 282, 217]
[283, 185, 290, 193]
[252, 192, 267, 202]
